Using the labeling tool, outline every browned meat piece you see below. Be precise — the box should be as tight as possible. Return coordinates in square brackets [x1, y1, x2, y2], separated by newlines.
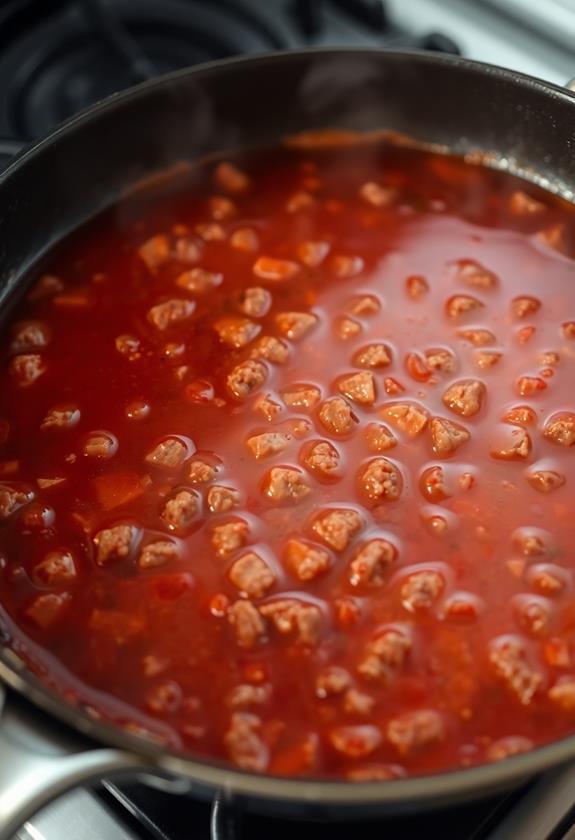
[0, 484, 33, 520]
[349, 538, 397, 587]
[228, 552, 275, 598]
[488, 635, 543, 704]
[250, 336, 290, 364]
[206, 485, 239, 514]
[516, 376, 547, 397]
[334, 316, 362, 340]
[548, 679, 575, 711]
[509, 191, 545, 215]
[161, 489, 200, 531]
[224, 712, 269, 772]
[315, 666, 352, 698]
[538, 351, 560, 367]
[275, 311, 317, 340]
[445, 294, 484, 319]
[138, 234, 170, 271]
[253, 394, 283, 421]
[442, 379, 485, 417]
[10, 321, 50, 353]
[328, 725, 381, 758]
[94, 524, 136, 566]
[348, 294, 380, 316]
[226, 684, 271, 709]
[188, 459, 220, 483]
[32, 550, 77, 585]
[543, 412, 575, 446]
[358, 181, 395, 207]
[253, 257, 300, 282]
[363, 423, 397, 453]
[226, 360, 267, 400]
[237, 287, 272, 318]
[490, 428, 532, 461]
[357, 458, 403, 503]
[211, 520, 250, 558]
[474, 350, 502, 369]
[41, 405, 81, 431]
[452, 259, 498, 289]
[146, 437, 189, 469]
[285, 190, 315, 213]
[352, 343, 392, 369]
[329, 255, 364, 278]
[297, 240, 330, 267]
[147, 299, 195, 330]
[511, 295, 541, 318]
[406, 273, 429, 299]
[139, 541, 179, 569]
[425, 347, 456, 373]
[337, 371, 376, 406]
[175, 267, 222, 293]
[300, 440, 340, 479]
[24, 592, 71, 629]
[318, 397, 356, 436]
[282, 384, 321, 409]
[311, 508, 363, 551]
[429, 416, 470, 457]
[486, 736, 534, 761]
[284, 538, 331, 581]
[502, 405, 536, 426]
[456, 328, 496, 346]
[10, 353, 45, 386]
[28, 273, 64, 301]
[209, 195, 236, 220]
[145, 680, 183, 714]
[357, 625, 412, 683]
[195, 222, 226, 242]
[228, 600, 266, 648]
[246, 432, 290, 460]
[526, 469, 566, 493]
[381, 403, 429, 437]
[386, 709, 445, 756]
[262, 467, 310, 505]
[343, 689, 375, 717]
[214, 161, 250, 193]
[83, 431, 118, 460]
[230, 227, 259, 252]
[401, 569, 444, 612]
[260, 598, 322, 645]
[213, 316, 261, 348]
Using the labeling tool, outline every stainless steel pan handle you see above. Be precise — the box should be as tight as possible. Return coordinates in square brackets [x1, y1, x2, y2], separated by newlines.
[0, 685, 150, 840]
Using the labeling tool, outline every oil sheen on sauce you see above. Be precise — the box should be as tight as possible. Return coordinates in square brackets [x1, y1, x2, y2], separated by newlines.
[1, 143, 575, 780]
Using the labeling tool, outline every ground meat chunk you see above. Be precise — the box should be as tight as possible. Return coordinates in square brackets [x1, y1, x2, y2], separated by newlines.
[316, 666, 353, 698]
[405, 352, 432, 383]
[338, 371, 376, 406]
[363, 423, 397, 453]
[275, 311, 317, 340]
[226, 684, 272, 710]
[300, 440, 340, 479]
[358, 181, 395, 207]
[24, 592, 71, 629]
[382, 403, 429, 438]
[32, 550, 77, 585]
[253, 257, 300, 282]
[225, 712, 269, 772]
[246, 432, 290, 460]
[214, 316, 260, 348]
[284, 538, 331, 581]
[175, 267, 222, 293]
[84, 431, 118, 460]
[442, 379, 485, 417]
[115, 334, 141, 360]
[329, 725, 381, 759]
[228, 551, 275, 597]
[352, 342, 392, 369]
[509, 190, 545, 215]
[401, 570, 444, 612]
[502, 405, 537, 426]
[214, 160, 250, 193]
[511, 295, 541, 318]
[137, 234, 170, 271]
[40, 406, 81, 431]
[548, 679, 575, 711]
[406, 274, 429, 299]
[318, 397, 356, 436]
[28, 273, 64, 301]
[161, 489, 200, 532]
[10, 321, 50, 354]
[348, 294, 381, 316]
[311, 508, 363, 552]
[226, 360, 267, 400]
[343, 689, 375, 717]
[262, 466, 310, 505]
[282, 384, 321, 409]
[260, 598, 322, 645]
[196, 222, 226, 242]
[386, 710, 445, 756]
[527, 469, 566, 494]
[188, 459, 219, 483]
[516, 376, 547, 397]
[445, 294, 484, 319]
[425, 347, 456, 374]
[206, 485, 239, 514]
[349, 538, 397, 587]
[208, 195, 236, 220]
[357, 458, 403, 503]
[228, 600, 266, 648]
[489, 635, 544, 705]
[285, 190, 315, 213]
[146, 437, 190, 469]
[512, 528, 547, 557]
[139, 541, 179, 569]
[514, 595, 552, 637]
[212, 520, 250, 558]
[10, 353, 45, 386]
[429, 416, 470, 458]
[253, 394, 283, 422]
[527, 563, 568, 597]
[297, 240, 330, 267]
[94, 524, 136, 566]
[543, 412, 575, 447]
[453, 259, 499, 290]
[330, 255, 364, 278]
[486, 736, 534, 763]
[147, 299, 195, 330]
[456, 328, 497, 346]
[490, 427, 532, 460]
[250, 335, 290, 364]
[357, 625, 412, 683]
[474, 350, 502, 369]
[237, 287, 272, 318]
[334, 315, 362, 341]
[230, 227, 259, 252]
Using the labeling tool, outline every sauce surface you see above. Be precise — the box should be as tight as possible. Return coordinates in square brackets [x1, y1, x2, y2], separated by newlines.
[2, 142, 575, 780]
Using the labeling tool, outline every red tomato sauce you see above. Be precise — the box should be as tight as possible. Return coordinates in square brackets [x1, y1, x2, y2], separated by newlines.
[2, 142, 575, 779]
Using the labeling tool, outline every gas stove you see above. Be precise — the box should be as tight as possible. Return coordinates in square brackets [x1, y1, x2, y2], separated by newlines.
[3, 1, 575, 838]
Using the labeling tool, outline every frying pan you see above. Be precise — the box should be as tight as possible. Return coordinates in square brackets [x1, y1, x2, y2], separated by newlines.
[2, 47, 575, 839]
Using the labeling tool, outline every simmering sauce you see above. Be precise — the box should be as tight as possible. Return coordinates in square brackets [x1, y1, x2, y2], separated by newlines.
[2, 141, 575, 779]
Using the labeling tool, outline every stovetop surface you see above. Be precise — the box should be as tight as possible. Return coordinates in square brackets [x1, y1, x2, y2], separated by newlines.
[4, 1, 575, 838]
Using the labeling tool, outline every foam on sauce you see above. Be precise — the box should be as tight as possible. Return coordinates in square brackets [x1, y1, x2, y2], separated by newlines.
[1, 143, 575, 778]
